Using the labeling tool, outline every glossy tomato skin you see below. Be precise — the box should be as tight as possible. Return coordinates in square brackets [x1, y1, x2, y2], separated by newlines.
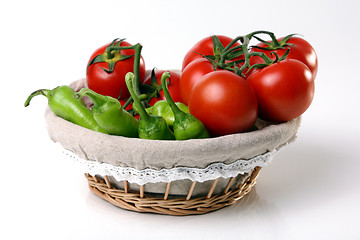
[86, 41, 146, 100]
[180, 58, 215, 105]
[189, 71, 258, 137]
[182, 35, 240, 71]
[143, 70, 182, 105]
[250, 37, 318, 80]
[247, 59, 314, 123]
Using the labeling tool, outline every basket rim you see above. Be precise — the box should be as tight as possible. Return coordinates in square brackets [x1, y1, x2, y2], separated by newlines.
[45, 78, 301, 171]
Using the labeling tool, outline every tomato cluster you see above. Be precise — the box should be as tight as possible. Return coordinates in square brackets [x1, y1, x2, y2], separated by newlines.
[86, 32, 317, 137]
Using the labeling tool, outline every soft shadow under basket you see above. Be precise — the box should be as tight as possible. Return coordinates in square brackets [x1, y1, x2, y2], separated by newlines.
[45, 78, 301, 216]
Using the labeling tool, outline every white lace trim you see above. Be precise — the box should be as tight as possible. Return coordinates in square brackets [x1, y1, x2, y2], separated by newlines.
[60, 145, 284, 185]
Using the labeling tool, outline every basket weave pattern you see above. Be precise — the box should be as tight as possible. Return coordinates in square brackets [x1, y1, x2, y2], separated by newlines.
[85, 167, 261, 216]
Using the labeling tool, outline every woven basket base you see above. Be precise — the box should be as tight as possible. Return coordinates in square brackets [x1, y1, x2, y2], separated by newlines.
[85, 167, 261, 216]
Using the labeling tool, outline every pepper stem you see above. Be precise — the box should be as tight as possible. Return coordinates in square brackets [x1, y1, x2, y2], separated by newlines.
[24, 89, 50, 107]
[160, 72, 182, 117]
[125, 72, 150, 121]
[77, 88, 108, 108]
[132, 43, 143, 96]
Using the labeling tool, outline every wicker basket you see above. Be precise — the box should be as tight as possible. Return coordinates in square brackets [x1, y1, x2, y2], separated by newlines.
[84, 167, 261, 216]
[45, 78, 301, 216]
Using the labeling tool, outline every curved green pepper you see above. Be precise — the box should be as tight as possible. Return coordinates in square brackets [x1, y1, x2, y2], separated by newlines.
[24, 85, 107, 134]
[125, 72, 174, 140]
[161, 72, 210, 140]
[142, 100, 189, 128]
[77, 88, 139, 138]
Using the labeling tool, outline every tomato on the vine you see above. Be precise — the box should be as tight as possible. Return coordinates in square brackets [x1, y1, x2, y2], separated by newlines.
[182, 35, 240, 71]
[188, 71, 258, 137]
[142, 69, 182, 106]
[86, 39, 146, 100]
[247, 59, 314, 123]
[180, 58, 215, 104]
[180, 57, 247, 104]
[250, 36, 318, 80]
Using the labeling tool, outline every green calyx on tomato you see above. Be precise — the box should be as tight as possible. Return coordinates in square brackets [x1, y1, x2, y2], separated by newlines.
[182, 35, 242, 71]
[248, 32, 318, 79]
[208, 35, 244, 63]
[206, 34, 290, 78]
[246, 47, 291, 72]
[86, 39, 146, 100]
[141, 69, 183, 106]
[188, 33, 291, 81]
[192, 36, 245, 73]
[141, 68, 163, 99]
[86, 38, 135, 74]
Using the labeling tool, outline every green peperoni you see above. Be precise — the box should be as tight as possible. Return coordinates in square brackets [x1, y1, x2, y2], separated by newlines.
[125, 72, 174, 140]
[77, 88, 139, 138]
[161, 72, 210, 140]
[24, 85, 107, 134]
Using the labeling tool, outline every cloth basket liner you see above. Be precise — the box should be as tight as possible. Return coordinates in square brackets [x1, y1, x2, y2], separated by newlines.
[45, 78, 301, 195]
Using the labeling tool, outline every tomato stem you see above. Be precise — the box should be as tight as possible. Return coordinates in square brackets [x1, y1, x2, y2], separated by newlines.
[105, 45, 136, 59]
[219, 44, 243, 64]
[203, 31, 294, 78]
[246, 30, 279, 47]
[222, 36, 243, 53]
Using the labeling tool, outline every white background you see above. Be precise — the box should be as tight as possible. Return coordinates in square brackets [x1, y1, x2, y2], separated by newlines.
[1, 0, 360, 239]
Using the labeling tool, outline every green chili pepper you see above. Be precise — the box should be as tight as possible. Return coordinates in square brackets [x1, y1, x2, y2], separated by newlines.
[145, 100, 189, 128]
[77, 88, 138, 138]
[24, 85, 107, 134]
[125, 72, 175, 140]
[161, 72, 210, 140]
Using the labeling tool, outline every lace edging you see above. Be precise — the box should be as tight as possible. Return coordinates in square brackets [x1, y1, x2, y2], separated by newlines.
[59, 144, 284, 185]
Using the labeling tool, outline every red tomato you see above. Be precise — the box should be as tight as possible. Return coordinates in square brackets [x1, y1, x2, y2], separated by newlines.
[182, 35, 240, 71]
[143, 70, 182, 105]
[250, 37, 318, 80]
[180, 58, 246, 104]
[189, 71, 258, 136]
[86, 40, 146, 100]
[119, 101, 140, 120]
[180, 58, 215, 104]
[247, 59, 314, 123]
[119, 100, 133, 111]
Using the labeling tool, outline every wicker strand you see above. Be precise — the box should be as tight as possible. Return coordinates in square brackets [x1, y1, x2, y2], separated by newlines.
[186, 181, 197, 200]
[207, 178, 219, 198]
[140, 185, 145, 198]
[223, 177, 235, 194]
[104, 176, 111, 189]
[164, 182, 171, 200]
[124, 180, 128, 193]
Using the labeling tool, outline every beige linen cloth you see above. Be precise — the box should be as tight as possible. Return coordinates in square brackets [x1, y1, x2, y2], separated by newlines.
[44, 78, 301, 196]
